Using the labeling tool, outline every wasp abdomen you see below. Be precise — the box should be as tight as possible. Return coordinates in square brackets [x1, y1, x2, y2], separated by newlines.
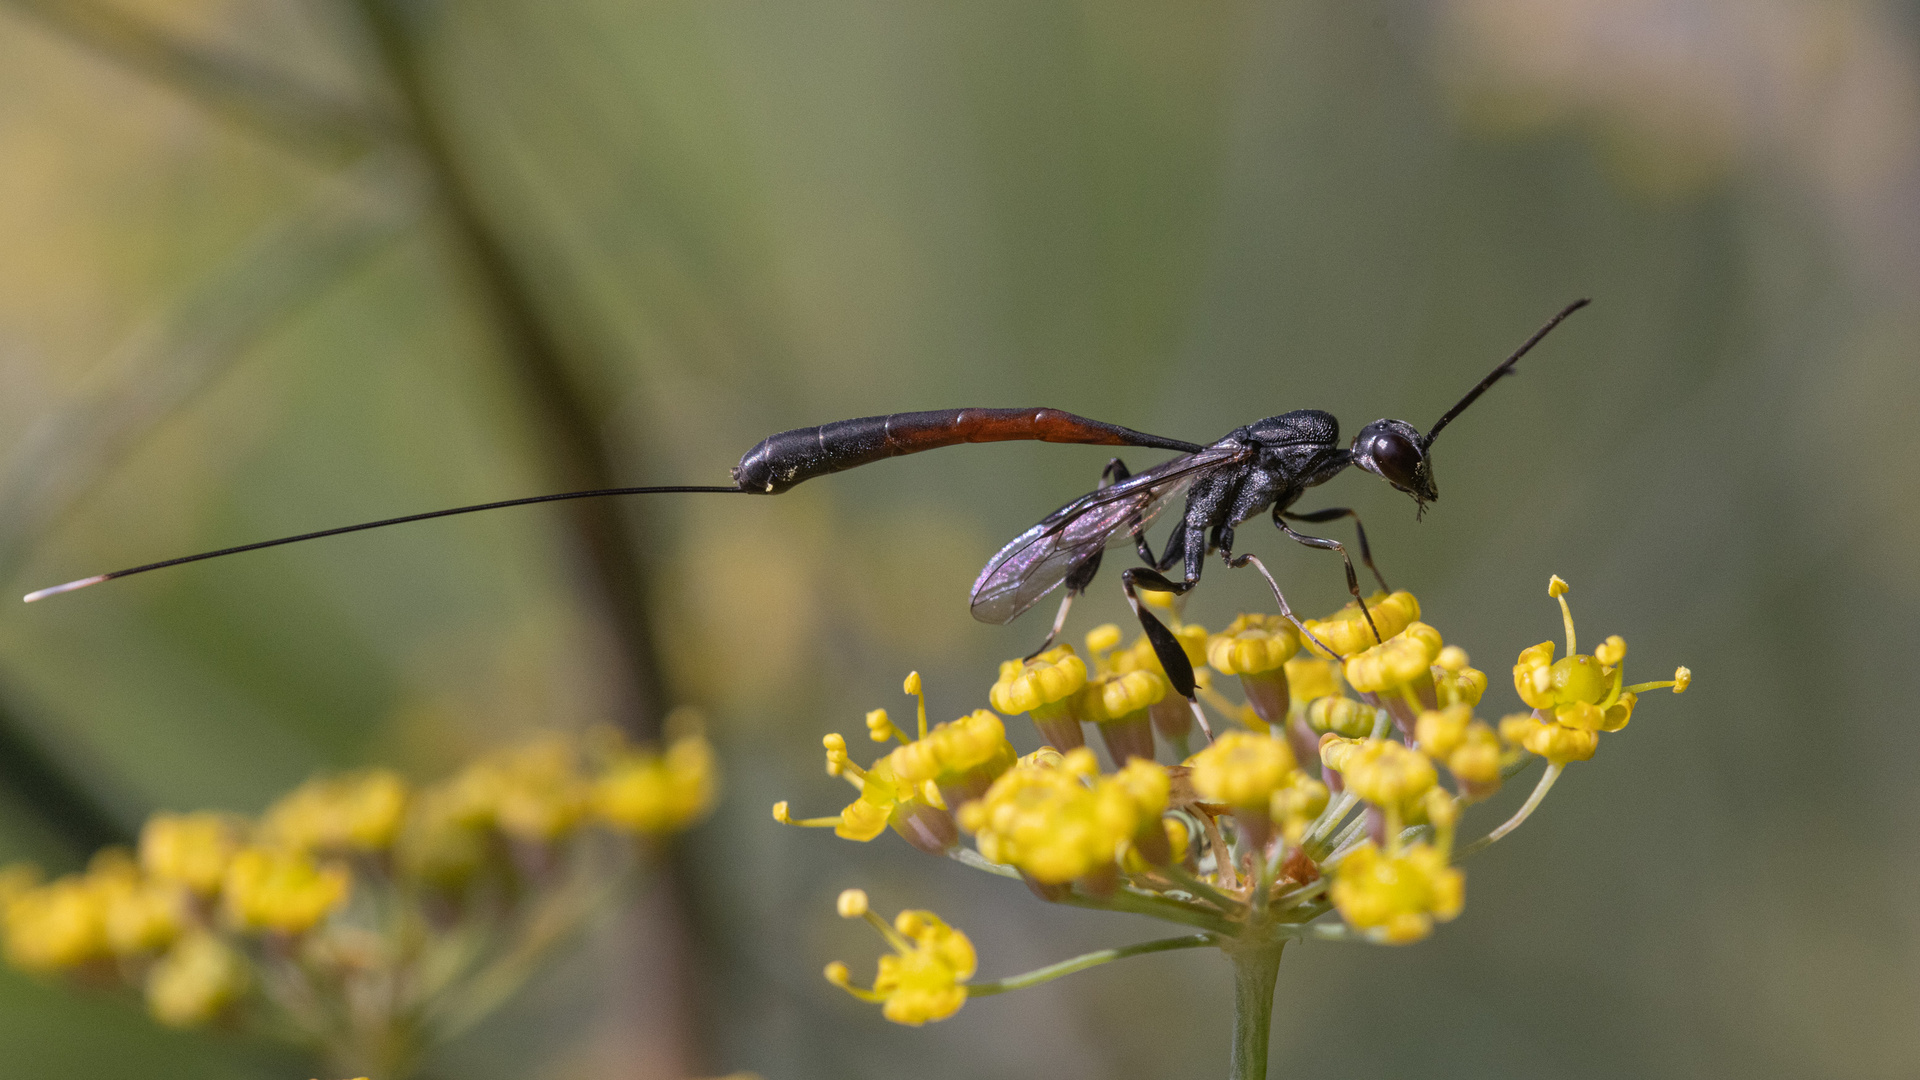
[731, 408, 1197, 494]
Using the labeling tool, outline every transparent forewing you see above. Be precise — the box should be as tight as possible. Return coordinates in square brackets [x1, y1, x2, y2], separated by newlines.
[968, 447, 1246, 625]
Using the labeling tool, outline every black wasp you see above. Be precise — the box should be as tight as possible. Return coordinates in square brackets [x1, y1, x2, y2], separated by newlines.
[27, 300, 1589, 709]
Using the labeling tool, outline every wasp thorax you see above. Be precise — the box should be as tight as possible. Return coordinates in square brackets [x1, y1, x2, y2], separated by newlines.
[1351, 419, 1436, 503]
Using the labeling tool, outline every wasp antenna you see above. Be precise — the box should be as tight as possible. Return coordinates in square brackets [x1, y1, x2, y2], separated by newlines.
[20, 484, 749, 602]
[1423, 298, 1590, 447]
[24, 575, 110, 603]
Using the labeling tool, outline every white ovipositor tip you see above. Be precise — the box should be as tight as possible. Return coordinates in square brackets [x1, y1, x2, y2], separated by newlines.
[23, 575, 109, 603]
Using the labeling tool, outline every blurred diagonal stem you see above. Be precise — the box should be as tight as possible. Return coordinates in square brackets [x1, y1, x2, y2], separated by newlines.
[0, 685, 127, 853]
[349, 0, 709, 1070]
[0, 0, 386, 162]
[351, 0, 671, 738]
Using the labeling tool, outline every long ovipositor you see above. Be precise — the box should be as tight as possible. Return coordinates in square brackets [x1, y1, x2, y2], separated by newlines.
[730, 408, 1204, 494]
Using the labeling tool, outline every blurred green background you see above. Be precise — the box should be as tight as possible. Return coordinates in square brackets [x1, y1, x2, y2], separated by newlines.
[2, 0, 1917, 1077]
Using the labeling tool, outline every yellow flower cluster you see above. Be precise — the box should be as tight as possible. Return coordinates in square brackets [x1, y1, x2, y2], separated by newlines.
[1330, 839, 1464, 944]
[1188, 731, 1329, 844]
[826, 889, 977, 1025]
[776, 673, 1016, 853]
[1503, 576, 1690, 766]
[786, 573, 1691, 1029]
[2, 727, 717, 1040]
[956, 749, 1172, 886]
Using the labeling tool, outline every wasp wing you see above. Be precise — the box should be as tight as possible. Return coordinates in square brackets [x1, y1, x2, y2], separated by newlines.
[969, 446, 1248, 625]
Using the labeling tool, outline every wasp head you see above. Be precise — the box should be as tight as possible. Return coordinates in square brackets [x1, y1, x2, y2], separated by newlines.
[1351, 419, 1436, 510]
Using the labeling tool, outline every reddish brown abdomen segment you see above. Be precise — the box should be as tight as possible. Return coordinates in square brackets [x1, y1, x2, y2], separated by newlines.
[730, 408, 1201, 493]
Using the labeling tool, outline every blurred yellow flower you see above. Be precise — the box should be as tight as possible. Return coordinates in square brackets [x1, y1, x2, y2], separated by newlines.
[146, 931, 248, 1028]
[222, 848, 350, 934]
[596, 733, 719, 835]
[261, 770, 409, 854]
[140, 812, 246, 896]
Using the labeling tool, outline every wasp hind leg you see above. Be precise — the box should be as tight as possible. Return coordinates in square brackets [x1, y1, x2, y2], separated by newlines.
[1272, 507, 1381, 643]
[1022, 458, 1141, 662]
[1283, 506, 1390, 593]
[1215, 526, 1341, 658]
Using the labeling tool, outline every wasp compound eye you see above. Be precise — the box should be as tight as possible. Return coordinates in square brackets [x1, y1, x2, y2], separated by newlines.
[1352, 419, 1435, 503]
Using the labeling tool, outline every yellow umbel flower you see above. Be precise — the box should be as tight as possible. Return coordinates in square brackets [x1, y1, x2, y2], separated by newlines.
[1187, 731, 1297, 810]
[595, 733, 719, 835]
[1269, 772, 1331, 842]
[888, 709, 1019, 806]
[826, 890, 976, 1025]
[222, 848, 350, 934]
[1079, 669, 1169, 765]
[1320, 736, 1436, 817]
[1509, 576, 1690, 764]
[145, 931, 248, 1028]
[956, 748, 1148, 885]
[990, 646, 1090, 749]
[1414, 706, 1509, 799]
[101, 874, 186, 957]
[1344, 622, 1445, 697]
[1284, 656, 1341, 704]
[1430, 646, 1487, 708]
[261, 770, 409, 854]
[1331, 840, 1463, 943]
[1207, 613, 1300, 677]
[140, 812, 244, 897]
[464, 739, 595, 843]
[3, 872, 110, 972]
[394, 783, 494, 887]
[1207, 613, 1299, 727]
[776, 729, 959, 854]
[1302, 591, 1420, 658]
[1302, 695, 1374, 738]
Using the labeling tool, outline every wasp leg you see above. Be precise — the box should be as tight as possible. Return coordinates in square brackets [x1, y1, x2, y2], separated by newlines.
[1214, 531, 1340, 658]
[1025, 551, 1103, 660]
[1024, 458, 1139, 661]
[1271, 508, 1381, 643]
[1120, 567, 1213, 741]
[1284, 507, 1389, 593]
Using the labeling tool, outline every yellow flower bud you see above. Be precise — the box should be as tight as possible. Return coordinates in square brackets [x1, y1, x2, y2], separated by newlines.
[1305, 695, 1374, 737]
[3, 874, 109, 971]
[988, 647, 1087, 716]
[145, 932, 248, 1028]
[1284, 657, 1341, 703]
[261, 770, 409, 854]
[221, 848, 350, 934]
[1302, 591, 1420, 658]
[140, 812, 244, 897]
[1206, 614, 1299, 676]
[1344, 623, 1444, 694]
[1188, 731, 1296, 809]
[1084, 624, 1123, 655]
[1331, 841, 1463, 944]
[1321, 737, 1435, 812]
[595, 734, 718, 835]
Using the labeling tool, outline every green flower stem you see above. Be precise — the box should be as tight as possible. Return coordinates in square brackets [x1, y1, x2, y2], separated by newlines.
[1228, 942, 1285, 1080]
[946, 846, 1022, 879]
[1165, 864, 1246, 914]
[1059, 888, 1238, 935]
[1268, 876, 1328, 911]
[1457, 762, 1562, 860]
[966, 933, 1215, 997]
